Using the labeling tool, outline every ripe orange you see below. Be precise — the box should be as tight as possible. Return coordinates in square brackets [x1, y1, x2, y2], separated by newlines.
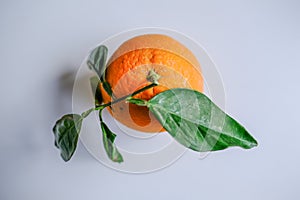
[100, 34, 203, 133]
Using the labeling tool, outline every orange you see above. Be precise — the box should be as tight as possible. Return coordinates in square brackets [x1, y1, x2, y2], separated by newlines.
[100, 34, 203, 133]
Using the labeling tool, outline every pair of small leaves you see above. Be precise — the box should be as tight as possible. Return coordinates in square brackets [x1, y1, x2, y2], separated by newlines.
[88, 46, 122, 162]
[129, 88, 257, 152]
[52, 107, 123, 163]
[53, 45, 123, 163]
[53, 114, 83, 161]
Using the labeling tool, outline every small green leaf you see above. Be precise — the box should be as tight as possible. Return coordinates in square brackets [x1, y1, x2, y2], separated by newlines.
[126, 98, 148, 106]
[90, 76, 102, 106]
[87, 45, 108, 81]
[87, 45, 114, 98]
[100, 121, 123, 163]
[53, 114, 83, 161]
[147, 88, 258, 152]
[102, 81, 114, 98]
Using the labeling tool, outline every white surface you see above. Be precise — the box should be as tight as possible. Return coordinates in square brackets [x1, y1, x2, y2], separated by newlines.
[1, 0, 299, 199]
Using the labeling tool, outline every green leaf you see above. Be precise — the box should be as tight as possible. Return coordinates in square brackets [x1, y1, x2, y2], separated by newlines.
[126, 98, 148, 106]
[87, 45, 114, 98]
[146, 88, 258, 152]
[102, 81, 114, 98]
[53, 114, 83, 161]
[87, 45, 108, 81]
[100, 121, 124, 163]
[89, 76, 102, 106]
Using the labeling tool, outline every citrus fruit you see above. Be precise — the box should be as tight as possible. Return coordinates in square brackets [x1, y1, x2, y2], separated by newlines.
[100, 34, 203, 133]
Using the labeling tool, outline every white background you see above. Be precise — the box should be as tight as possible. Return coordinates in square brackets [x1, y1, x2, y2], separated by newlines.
[1, 0, 299, 199]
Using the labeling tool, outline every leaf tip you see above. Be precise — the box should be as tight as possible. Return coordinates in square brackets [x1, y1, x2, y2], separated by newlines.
[243, 136, 258, 150]
[114, 156, 124, 163]
[250, 138, 258, 148]
[61, 154, 71, 162]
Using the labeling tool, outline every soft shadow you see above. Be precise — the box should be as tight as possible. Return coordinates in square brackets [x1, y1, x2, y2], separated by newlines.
[52, 67, 94, 161]
[56, 69, 76, 113]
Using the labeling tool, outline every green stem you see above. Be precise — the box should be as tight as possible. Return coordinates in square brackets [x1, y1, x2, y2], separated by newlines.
[79, 82, 157, 119]
[81, 107, 95, 118]
[99, 109, 103, 122]
[95, 82, 157, 110]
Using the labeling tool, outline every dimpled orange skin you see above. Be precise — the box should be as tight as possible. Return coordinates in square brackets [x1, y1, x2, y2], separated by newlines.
[100, 34, 203, 133]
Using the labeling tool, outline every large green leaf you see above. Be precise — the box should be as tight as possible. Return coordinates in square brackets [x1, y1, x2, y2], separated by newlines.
[146, 88, 258, 152]
[53, 114, 83, 161]
[100, 121, 124, 163]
